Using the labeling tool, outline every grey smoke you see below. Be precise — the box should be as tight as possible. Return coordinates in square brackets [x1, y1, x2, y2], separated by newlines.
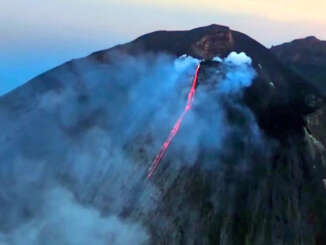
[0, 187, 149, 245]
[0, 50, 266, 244]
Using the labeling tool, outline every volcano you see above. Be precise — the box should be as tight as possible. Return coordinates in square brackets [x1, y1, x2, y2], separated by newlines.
[1, 25, 326, 245]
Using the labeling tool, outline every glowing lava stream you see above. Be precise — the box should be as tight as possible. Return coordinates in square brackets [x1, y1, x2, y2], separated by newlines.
[147, 64, 201, 179]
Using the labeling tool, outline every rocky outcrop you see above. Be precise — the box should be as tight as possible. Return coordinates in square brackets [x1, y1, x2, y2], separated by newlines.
[305, 102, 326, 147]
[190, 25, 234, 59]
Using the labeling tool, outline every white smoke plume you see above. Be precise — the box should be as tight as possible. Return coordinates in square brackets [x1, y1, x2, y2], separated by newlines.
[218, 52, 256, 94]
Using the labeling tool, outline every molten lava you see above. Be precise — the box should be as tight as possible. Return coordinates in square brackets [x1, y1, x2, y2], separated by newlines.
[147, 64, 201, 179]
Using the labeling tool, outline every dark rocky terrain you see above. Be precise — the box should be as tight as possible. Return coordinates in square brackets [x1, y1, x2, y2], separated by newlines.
[271, 37, 326, 193]
[1, 24, 326, 245]
[271, 36, 326, 94]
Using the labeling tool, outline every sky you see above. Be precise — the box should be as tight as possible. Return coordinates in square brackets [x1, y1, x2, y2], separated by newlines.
[1, 0, 325, 96]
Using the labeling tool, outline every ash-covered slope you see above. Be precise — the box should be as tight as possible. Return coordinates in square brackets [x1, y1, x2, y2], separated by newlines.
[271, 36, 326, 94]
[1, 25, 326, 245]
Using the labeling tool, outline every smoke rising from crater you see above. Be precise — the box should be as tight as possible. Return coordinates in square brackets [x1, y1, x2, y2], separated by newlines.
[0, 51, 266, 244]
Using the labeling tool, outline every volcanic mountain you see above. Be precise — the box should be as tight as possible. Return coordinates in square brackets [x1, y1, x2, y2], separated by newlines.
[1, 24, 326, 245]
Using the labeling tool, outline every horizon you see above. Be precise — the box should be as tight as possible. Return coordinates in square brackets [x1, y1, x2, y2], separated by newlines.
[1, 0, 326, 96]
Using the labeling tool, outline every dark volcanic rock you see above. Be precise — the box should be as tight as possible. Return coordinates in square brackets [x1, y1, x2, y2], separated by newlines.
[1, 25, 326, 245]
[271, 36, 326, 95]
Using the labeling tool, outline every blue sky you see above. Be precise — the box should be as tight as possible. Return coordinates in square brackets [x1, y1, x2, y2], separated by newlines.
[1, 0, 325, 96]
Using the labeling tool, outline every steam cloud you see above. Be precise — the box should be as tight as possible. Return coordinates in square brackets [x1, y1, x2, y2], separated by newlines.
[0, 50, 264, 244]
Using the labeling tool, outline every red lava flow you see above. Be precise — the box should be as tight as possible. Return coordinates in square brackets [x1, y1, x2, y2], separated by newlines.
[147, 64, 201, 179]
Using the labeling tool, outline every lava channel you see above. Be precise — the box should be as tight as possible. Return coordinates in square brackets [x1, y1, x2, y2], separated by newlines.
[147, 64, 201, 179]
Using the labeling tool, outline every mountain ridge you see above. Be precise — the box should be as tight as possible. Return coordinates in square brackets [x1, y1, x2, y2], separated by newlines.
[271, 35, 326, 95]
